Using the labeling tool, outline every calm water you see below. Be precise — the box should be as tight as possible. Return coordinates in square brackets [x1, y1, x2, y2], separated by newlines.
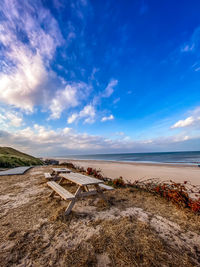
[58, 151, 200, 165]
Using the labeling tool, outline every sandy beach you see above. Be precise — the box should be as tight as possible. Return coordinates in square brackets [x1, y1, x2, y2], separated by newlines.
[59, 159, 200, 186]
[1, 165, 200, 266]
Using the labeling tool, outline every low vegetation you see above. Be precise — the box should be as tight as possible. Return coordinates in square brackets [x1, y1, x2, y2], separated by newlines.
[0, 146, 43, 168]
[0, 165, 199, 266]
[60, 163, 200, 213]
[132, 178, 200, 213]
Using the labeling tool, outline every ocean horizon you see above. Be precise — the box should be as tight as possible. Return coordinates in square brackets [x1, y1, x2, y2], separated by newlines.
[55, 151, 200, 165]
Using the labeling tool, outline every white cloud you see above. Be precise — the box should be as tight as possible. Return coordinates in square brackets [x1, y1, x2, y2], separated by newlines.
[0, 108, 23, 128]
[67, 113, 79, 124]
[6, 112, 23, 127]
[101, 114, 114, 122]
[102, 79, 118, 98]
[0, 48, 49, 112]
[113, 97, 120, 104]
[171, 112, 200, 129]
[115, 132, 125, 136]
[171, 116, 195, 128]
[90, 67, 99, 80]
[181, 26, 200, 53]
[1, 124, 200, 156]
[80, 105, 96, 123]
[80, 104, 95, 117]
[0, 125, 109, 155]
[49, 83, 82, 119]
[62, 127, 72, 134]
[183, 135, 190, 141]
[67, 104, 96, 124]
[0, 0, 63, 112]
[181, 44, 195, 52]
[0, 1, 119, 122]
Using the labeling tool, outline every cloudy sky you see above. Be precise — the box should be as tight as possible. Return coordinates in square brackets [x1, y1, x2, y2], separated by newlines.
[0, 0, 200, 156]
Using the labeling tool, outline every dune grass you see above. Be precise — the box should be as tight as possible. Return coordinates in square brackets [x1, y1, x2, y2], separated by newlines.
[0, 146, 43, 168]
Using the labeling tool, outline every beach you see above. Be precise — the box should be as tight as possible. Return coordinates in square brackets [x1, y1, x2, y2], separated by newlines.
[1, 165, 200, 265]
[59, 159, 200, 185]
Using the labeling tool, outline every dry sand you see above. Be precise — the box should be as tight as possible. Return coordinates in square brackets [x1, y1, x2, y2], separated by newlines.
[59, 159, 200, 185]
[0, 166, 200, 266]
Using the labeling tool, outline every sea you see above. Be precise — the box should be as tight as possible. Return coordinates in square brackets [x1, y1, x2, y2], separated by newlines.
[57, 151, 200, 165]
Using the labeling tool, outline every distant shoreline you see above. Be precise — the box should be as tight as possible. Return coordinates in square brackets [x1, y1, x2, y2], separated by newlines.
[52, 158, 200, 186]
[49, 150, 200, 166]
[53, 157, 199, 168]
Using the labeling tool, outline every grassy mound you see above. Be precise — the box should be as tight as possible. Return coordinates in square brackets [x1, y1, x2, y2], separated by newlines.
[0, 147, 43, 168]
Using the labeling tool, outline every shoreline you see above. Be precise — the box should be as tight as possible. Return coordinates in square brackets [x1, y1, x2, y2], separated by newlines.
[56, 158, 200, 186]
[55, 157, 199, 168]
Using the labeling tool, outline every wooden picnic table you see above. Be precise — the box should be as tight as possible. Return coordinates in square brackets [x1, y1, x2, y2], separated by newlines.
[51, 167, 71, 175]
[51, 167, 71, 179]
[47, 172, 113, 215]
[44, 167, 71, 180]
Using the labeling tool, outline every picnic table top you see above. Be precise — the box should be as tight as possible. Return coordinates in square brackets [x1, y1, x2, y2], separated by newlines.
[60, 172, 103, 186]
[52, 167, 71, 173]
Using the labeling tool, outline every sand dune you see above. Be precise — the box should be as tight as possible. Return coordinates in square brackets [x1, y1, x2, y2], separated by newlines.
[1, 166, 200, 266]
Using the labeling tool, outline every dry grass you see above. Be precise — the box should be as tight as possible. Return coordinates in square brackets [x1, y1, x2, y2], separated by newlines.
[91, 218, 195, 267]
[0, 166, 200, 266]
[109, 187, 200, 234]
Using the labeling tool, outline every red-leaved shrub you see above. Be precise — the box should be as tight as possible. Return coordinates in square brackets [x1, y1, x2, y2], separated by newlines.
[132, 178, 200, 213]
[86, 167, 103, 179]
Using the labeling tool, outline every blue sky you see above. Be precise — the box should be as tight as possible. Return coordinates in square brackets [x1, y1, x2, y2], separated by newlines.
[0, 0, 200, 156]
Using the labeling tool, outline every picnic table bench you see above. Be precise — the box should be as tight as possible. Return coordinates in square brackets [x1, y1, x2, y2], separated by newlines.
[44, 173, 52, 179]
[47, 172, 114, 215]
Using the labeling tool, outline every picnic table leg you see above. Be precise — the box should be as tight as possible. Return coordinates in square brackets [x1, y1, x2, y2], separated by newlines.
[84, 185, 89, 192]
[50, 171, 59, 181]
[58, 177, 64, 185]
[53, 171, 60, 181]
[65, 186, 82, 215]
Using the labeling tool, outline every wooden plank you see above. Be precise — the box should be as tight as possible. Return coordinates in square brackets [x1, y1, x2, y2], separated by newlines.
[49, 176, 64, 197]
[65, 186, 82, 215]
[99, 184, 114, 191]
[44, 173, 52, 179]
[47, 181, 75, 200]
[52, 168, 71, 173]
[61, 172, 102, 186]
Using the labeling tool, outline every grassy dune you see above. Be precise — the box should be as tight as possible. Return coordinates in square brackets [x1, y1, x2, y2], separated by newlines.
[0, 147, 43, 168]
